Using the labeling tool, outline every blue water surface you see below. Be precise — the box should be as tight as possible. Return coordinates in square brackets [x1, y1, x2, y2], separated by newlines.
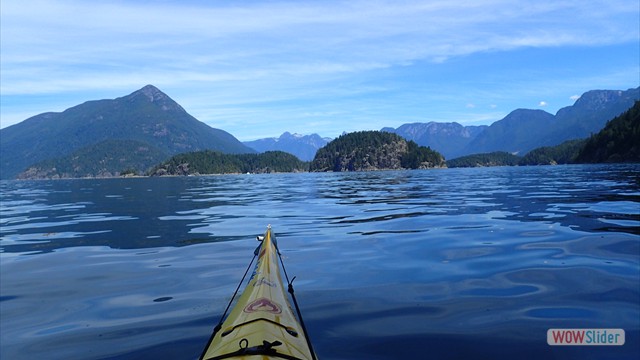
[1, 164, 639, 359]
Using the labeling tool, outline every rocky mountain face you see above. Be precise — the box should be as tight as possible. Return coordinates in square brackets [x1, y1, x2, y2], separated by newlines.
[381, 122, 487, 159]
[243, 132, 331, 161]
[0, 85, 254, 179]
[463, 87, 640, 156]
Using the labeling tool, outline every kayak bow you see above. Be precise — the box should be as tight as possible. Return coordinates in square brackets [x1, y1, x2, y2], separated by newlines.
[200, 226, 317, 360]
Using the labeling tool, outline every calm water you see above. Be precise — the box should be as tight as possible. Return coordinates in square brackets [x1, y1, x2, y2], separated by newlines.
[1, 164, 639, 359]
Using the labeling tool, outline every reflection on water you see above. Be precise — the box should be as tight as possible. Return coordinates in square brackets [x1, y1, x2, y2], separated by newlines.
[1, 164, 639, 359]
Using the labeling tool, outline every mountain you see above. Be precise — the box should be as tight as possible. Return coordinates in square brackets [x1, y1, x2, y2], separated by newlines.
[243, 132, 331, 161]
[574, 100, 640, 163]
[462, 109, 556, 155]
[381, 122, 487, 159]
[309, 131, 445, 171]
[549, 89, 640, 145]
[0, 85, 254, 179]
[463, 87, 640, 156]
[448, 101, 640, 167]
[17, 139, 169, 179]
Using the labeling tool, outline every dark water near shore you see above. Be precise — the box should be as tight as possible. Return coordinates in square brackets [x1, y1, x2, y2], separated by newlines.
[1, 164, 639, 359]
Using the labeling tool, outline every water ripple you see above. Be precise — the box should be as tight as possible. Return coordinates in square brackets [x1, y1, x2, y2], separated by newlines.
[1, 164, 639, 359]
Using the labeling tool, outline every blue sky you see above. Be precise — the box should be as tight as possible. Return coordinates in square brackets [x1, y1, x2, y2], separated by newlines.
[1, 0, 638, 141]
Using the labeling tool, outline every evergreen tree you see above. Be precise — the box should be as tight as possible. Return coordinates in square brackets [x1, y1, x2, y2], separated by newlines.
[149, 151, 308, 175]
[310, 131, 445, 171]
[519, 139, 586, 165]
[575, 101, 640, 163]
[447, 152, 521, 168]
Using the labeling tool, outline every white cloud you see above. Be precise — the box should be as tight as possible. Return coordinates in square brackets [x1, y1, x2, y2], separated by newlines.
[2, 0, 637, 95]
[1, 0, 638, 133]
[570, 95, 581, 101]
[538, 101, 548, 107]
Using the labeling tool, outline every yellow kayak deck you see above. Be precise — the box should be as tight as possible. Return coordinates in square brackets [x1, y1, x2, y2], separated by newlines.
[200, 227, 316, 360]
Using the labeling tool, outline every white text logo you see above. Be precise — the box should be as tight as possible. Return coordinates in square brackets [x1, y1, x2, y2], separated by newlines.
[547, 329, 625, 346]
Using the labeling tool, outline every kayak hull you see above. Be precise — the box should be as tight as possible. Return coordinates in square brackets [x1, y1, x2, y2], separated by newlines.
[200, 227, 315, 360]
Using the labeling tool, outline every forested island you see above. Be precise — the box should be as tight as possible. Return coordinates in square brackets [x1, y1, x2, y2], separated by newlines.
[149, 131, 446, 176]
[309, 131, 445, 171]
[135, 100, 640, 174]
[446, 152, 521, 168]
[149, 150, 308, 176]
[446, 140, 586, 167]
[12, 98, 638, 178]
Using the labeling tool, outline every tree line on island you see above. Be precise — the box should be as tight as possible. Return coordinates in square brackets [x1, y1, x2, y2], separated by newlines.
[150, 150, 308, 176]
[13, 99, 640, 178]
[309, 131, 444, 171]
[150, 131, 445, 176]
[152, 100, 639, 176]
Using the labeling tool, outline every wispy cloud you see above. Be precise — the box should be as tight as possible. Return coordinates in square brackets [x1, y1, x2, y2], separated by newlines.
[3, 0, 636, 92]
[1, 0, 638, 136]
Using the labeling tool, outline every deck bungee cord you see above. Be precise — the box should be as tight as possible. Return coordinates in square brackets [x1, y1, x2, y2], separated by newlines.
[199, 252, 257, 360]
[277, 259, 317, 360]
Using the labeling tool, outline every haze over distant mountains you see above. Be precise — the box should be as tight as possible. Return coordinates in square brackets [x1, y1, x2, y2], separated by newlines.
[243, 132, 331, 161]
[0, 85, 638, 179]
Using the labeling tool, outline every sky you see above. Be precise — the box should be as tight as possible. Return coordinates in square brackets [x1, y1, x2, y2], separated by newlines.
[1, 0, 638, 141]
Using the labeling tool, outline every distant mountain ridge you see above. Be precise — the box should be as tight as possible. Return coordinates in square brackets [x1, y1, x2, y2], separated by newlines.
[1, 85, 254, 179]
[243, 132, 331, 161]
[447, 100, 640, 167]
[381, 122, 487, 159]
[462, 109, 556, 155]
[463, 87, 640, 155]
[3, 85, 638, 179]
[382, 87, 639, 158]
[548, 89, 640, 145]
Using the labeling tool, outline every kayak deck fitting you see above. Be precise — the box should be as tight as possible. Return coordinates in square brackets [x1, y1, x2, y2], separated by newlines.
[200, 226, 317, 360]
